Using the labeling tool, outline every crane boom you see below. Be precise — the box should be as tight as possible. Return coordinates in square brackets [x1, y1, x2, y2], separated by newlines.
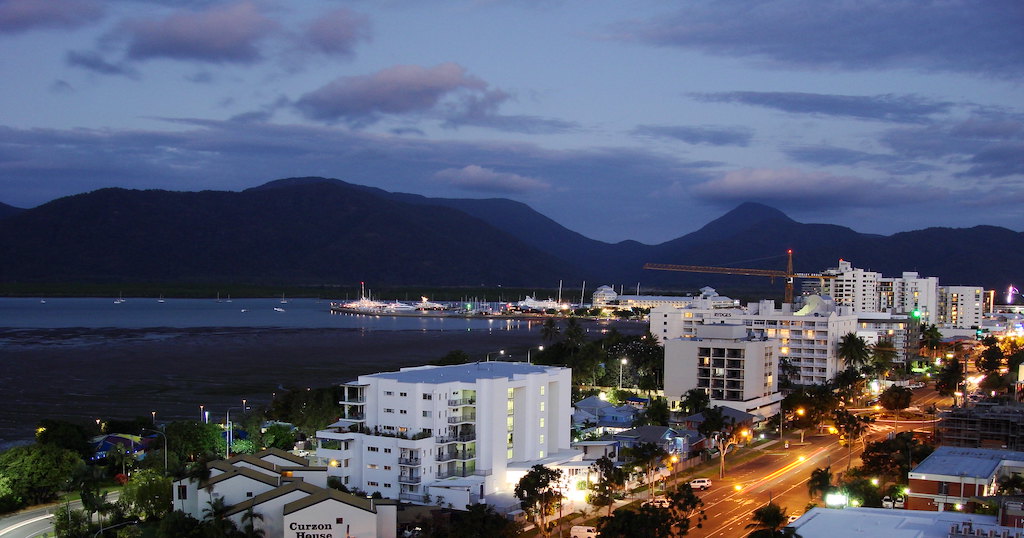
[643, 251, 835, 303]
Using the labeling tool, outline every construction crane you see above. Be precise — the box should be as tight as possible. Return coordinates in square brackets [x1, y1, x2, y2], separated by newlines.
[643, 250, 835, 303]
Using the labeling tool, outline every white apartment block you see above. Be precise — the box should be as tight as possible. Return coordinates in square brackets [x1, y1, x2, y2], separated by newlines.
[822, 260, 881, 312]
[880, 272, 940, 324]
[855, 312, 913, 366]
[652, 291, 858, 385]
[940, 286, 985, 329]
[314, 362, 572, 507]
[664, 322, 783, 418]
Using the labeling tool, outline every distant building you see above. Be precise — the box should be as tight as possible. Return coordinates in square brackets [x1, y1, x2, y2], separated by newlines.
[314, 362, 574, 507]
[663, 322, 783, 419]
[572, 395, 639, 434]
[602, 425, 705, 461]
[592, 285, 739, 310]
[940, 285, 986, 329]
[907, 445, 1024, 513]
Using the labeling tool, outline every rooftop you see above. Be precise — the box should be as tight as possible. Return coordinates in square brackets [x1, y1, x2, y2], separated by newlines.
[790, 507, 1023, 538]
[911, 446, 1024, 480]
[364, 361, 560, 384]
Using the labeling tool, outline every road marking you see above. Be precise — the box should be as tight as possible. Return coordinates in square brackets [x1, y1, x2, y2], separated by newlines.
[0, 514, 53, 536]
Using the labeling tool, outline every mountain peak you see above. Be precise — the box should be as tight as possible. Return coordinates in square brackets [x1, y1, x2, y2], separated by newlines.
[718, 202, 794, 225]
[245, 177, 350, 192]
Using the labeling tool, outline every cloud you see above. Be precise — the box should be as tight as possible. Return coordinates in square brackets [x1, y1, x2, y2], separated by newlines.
[66, 50, 137, 77]
[294, 63, 487, 124]
[688, 167, 941, 207]
[881, 115, 1024, 178]
[49, 80, 74, 93]
[114, 1, 277, 64]
[617, 0, 1024, 77]
[303, 8, 371, 57]
[783, 146, 936, 175]
[0, 0, 103, 33]
[633, 124, 752, 146]
[695, 91, 952, 123]
[434, 165, 551, 194]
[442, 89, 576, 134]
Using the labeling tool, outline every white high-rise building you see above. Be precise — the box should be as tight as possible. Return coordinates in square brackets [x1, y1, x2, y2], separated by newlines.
[940, 286, 985, 329]
[664, 322, 782, 418]
[879, 272, 939, 324]
[821, 260, 881, 313]
[652, 291, 858, 386]
[314, 362, 572, 507]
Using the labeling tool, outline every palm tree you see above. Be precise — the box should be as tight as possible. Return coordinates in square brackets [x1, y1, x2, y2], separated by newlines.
[241, 507, 265, 538]
[870, 339, 898, 379]
[837, 333, 870, 370]
[540, 318, 560, 342]
[807, 467, 832, 500]
[920, 324, 943, 361]
[680, 388, 710, 416]
[203, 497, 237, 536]
[746, 502, 800, 537]
[563, 318, 585, 350]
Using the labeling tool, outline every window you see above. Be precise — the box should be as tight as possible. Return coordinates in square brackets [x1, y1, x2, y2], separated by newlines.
[336, 518, 345, 524]
[938, 482, 950, 495]
[423, 394, 432, 400]
[422, 411, 431, 418]
[539, 402, 545, 412]
[385, 391, 393, 396]
[177, 485, 187, 500]
[539, 434, 545, 444]
[539, 418, 545, 428]
[368, 446, 379, 452]
[246, 492, 253, 497]
[385, 408, 394, 413]
[368, 481, 379, 486]
[400, 410, 408, 414]
[384, 465, 392, 470]
[384, 448, 392, 453]
[540, 386, 545, 396]
[400, 392, 407, 397]
[368, 464, 378, 470]
[384, 483, 391, 488]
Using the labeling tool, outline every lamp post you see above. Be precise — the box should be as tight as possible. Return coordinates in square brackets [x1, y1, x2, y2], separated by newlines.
[199, 405, 204, 422]
[142, 428, 167, 475]
[619, 358, 628, 389]
[150, 411, 156, 425]
[486, 350, 505, 361]
[796, 408, 805, 444]
[225, 400, 250, 459]
[527, 345, 544, 364]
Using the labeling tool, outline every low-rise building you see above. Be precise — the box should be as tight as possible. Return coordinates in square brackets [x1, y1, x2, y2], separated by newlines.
[171, 448, 397, 538]
[907, 446, 1024, 512]
[937, 403, 1024, 451]
[572, 395, 639, 435]
[789, 506, 1024, 538]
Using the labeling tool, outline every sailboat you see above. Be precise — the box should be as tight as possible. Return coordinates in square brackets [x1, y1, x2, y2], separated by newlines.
[280, 293, 288, 304]
[216, 292, 222, 303]
[157, 295, 165, 303]
[225, 295, 232, 303]
[114, 292, 125, 304]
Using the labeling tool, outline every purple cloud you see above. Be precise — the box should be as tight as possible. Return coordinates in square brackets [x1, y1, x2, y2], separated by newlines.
[617, 0, 1024, 77]
[695, 92, 951, 123]
[66, 50, 136, 77]
[633, 124, 752, 146]
[116, 1, 277, 64]
[442, 89, 576, 134]
[434, 165, 551, 194]
[295, 63, 487, 124]
[303, 8, 371, 57]
[0, 0, 103, 34]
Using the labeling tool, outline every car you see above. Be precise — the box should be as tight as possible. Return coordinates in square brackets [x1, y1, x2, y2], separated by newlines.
[642, 497, 672, 508]
[787, 514, 800, 524]
[570, 526, 598, 538]
[690, 478, 712, 490]
[882, 496, 894, 508]
[894, 497, 905, 508]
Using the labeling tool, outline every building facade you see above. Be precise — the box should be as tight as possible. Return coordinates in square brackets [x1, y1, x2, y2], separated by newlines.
[940, 285, 986, 329]
[314, 362, 572, 506]
[907, 446, 1024, 513]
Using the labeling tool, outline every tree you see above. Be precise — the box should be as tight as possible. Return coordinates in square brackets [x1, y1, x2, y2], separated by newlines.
[998, 474, 1024, 496]
[832, 367, 866, 405]
[978, 341, 1005, 375]
[563, 318, 586, 350]
[262, 424, 297, 451]
[35, 419, 93, 458]
[879, 385, 913, 431]
[447, 503, 522, 538]
[240, 507, 265, 538]
[202, 496, 239, 536]
[633, 397, 670, 427]
[624, 442, 668, 499]
[680, 388, 710, 416]
[120, 469, 172, 521]
[860, 432, 934, 483]
[0, 443, 82, 506]
[935, 358, 964, 400]
[540, 318, 560, 342]
[514, 465, 564, 538]
[920, 324, 943, 361]
[833, 409, 874, 470]
[53, 502, 91, 538]
[869, 339, 898, 378]
[745, 502, 800, 537]
[599, 484, 705, 536]
[156, 510, 206, 538]
[838, 333, 870, 370]
[69, 462, 109, 527]
[588, 456, 626, 516]
[164, 421, 222, 461]
[807, 467, 832, 500]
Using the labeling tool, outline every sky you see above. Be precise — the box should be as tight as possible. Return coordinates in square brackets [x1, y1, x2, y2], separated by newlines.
[0, 0, 1021, 244]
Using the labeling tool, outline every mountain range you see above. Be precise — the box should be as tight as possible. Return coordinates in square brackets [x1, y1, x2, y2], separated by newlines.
[0, 177, 1020, 293]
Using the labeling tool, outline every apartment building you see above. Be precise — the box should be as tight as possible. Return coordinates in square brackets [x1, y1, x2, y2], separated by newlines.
[937, 403, 1024, 451]
[907, 446, 1024, 513]
[653, 291, 857, 385]
[821, 259, 881, 312]
[940, 285, 986, 329]
[664, 322, 783, 417]
[854, 312, 913, 367]
[314, 362, 572, 507]
[592, 285, 739, 310]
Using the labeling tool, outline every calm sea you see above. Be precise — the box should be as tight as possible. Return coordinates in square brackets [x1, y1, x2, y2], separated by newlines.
[0, 297, 528, 331]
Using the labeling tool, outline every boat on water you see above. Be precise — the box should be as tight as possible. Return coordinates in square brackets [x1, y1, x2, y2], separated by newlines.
[114, 292, 125, 304]
[273, 307, 285, 312]
[280, 293, 288, 304]
[157, 295, 165, 303]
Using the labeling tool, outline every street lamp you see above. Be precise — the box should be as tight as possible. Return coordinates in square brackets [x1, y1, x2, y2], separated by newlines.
[619, 358, 628, 389]
[151, 411, 156, 425]
[200, 404, 205, 422]
[527, 345, 544, 364]
[225, 401, 250, 459]
[486, 349, 505, 361]
[143, 428, 167, 475]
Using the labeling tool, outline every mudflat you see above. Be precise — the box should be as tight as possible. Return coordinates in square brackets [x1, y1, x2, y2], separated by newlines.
[0, 325, 590, 447]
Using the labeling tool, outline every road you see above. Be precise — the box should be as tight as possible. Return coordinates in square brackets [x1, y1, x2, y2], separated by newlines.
[687, 386, 950, 537]
[0, 504, 58, 538]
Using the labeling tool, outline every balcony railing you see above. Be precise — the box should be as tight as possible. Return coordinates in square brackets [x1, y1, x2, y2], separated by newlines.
[343, 413, 365, 421]
[438, 451, 475, 462]
[437, 469, 491, 479]
[399, 492, 426, 502]
[340, 396, 366, 404]
[448, 414, 476, 424]
[448, 398, 476, 407]
[398, 457, 421, 466]
[436, 433, 475, 443]
[398, 475, 422, 484]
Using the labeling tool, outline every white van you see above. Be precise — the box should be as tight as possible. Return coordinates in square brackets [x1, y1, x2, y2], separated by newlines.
[570, 525, 598, 538]
[690, 478, 712, 490]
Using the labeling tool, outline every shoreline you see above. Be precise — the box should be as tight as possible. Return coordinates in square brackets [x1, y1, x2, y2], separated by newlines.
[1, 323, 645, 448]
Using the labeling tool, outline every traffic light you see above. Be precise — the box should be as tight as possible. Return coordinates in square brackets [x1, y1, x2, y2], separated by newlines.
[912, 309, 921, 319]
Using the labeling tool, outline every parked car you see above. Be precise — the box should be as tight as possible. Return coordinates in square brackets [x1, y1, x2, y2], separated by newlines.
[894, 497, 905, 508]
[571, 526, 598, 538]
[642, 497, 672, 508]
[882, 496, 894, 508]
[690, 478, 712, 490]
[787, 514, 800, 524]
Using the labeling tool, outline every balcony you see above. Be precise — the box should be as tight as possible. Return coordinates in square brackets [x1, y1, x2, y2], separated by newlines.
[438, 450, 475, 462]
[398, 475, 422, 485]
[398, 457, 421, 466]
[448, 413, 476, 424]
[399, 492, 426, 503]
[448, 398, 476, 407]
[437, 469, 491, 479]
[435, 432, 475, 444]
